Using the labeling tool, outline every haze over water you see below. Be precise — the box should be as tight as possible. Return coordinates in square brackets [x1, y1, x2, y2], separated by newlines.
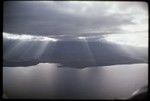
[3, 63, 148, 99]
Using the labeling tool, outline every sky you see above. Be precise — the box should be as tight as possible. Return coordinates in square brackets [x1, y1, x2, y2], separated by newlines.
[3, 1, 148, 36]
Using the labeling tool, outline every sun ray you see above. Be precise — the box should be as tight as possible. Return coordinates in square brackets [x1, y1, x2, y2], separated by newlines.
[78, 37, 96, 64]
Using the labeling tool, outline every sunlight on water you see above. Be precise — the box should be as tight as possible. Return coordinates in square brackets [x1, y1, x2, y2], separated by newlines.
[3, 63, 148, 99]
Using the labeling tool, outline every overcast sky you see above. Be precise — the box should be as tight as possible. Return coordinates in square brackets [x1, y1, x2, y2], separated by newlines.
[3, 1, 148, 36]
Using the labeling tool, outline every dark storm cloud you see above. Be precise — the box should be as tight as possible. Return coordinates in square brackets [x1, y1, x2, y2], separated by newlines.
[3, 1, 147, 35]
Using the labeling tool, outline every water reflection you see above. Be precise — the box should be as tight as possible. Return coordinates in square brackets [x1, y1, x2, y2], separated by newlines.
[3, 63, 148, 99]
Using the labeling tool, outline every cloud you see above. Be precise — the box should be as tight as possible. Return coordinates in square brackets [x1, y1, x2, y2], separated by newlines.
[3, 1, 148, 35]
[3, 32, 58, 42]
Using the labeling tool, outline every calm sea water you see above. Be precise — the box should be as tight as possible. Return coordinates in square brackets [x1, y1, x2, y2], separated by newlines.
[3, 63, 148, 99]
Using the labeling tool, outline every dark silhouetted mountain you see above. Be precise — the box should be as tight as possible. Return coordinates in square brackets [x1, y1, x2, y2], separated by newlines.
[3, 39, 148, 68]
